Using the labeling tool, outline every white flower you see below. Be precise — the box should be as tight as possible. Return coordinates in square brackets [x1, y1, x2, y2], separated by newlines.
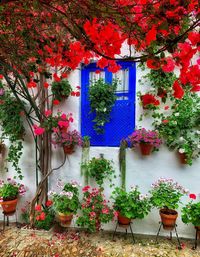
[174, 113, 179, 117]
[103, 108, 107, 112]
[197, 145, 200, 149]
[196, 131, 200, 135]
[172, 121, 177, 125]
[179, 137, 184, 141]
[179, 148, 185, 153]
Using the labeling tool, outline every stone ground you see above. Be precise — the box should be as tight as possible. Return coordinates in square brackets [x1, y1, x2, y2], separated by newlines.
[1, 224, 200, 257]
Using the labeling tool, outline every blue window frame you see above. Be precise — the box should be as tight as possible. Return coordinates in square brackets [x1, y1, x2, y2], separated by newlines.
[81, 61, 136, 146]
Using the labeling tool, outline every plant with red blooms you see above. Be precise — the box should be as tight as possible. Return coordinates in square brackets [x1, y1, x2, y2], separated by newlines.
[156, 91, 200, 165]
[21, 201, 54, 230]
[140, 93, 160, 110]
[76, 186, 117, 232]
[128, 128, 162, 149]
[182, 194, 200, 226]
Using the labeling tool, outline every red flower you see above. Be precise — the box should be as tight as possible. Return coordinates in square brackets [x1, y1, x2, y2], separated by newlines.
[164, 106, 169, 110]
[146, 25, 157, 45]
[61, 72, 68, 78]
[44, 82, 49, 88]
[71, 91, 76, 96]
[173, 80, 184, 99]
[146, 59, 160, 70]
[53, 99, 60, 105]
[45, 200, 53, 207]
[189, 193, 196, 200]
[75, 91, 80, 97]
[141, 94, 160, 108]
[36, 215, 41, 221]
[162, 119, 169, 124]
[53, 73, 61, 82]
[161, 57, 175, 73]
[0, 75, 3, 79]
[83, 185, 90, 192]
[40, 212, 46, 221]
[35, 205, 42, 211]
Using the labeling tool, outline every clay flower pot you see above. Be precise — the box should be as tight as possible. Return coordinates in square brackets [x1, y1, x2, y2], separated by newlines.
[139, 142, 153, 156]
[159, 209, 178, 230]
[118, 213, 131, 225]
[0, 198, 18, 214]
[63, 145, 74, 154]
[177, 152, 187, 164]
[57, 212, 73, 225]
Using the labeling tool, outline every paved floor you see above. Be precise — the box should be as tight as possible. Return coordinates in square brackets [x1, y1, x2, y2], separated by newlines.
[1, 226, 200, 257]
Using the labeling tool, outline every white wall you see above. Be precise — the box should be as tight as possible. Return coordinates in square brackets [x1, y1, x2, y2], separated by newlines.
[1, 65, 200, 239]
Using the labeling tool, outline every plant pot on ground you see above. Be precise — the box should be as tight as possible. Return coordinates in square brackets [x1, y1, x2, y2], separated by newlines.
[112, 186, 151, 226]
[49, 181, 80, 226]
[150, 178, 188, 230]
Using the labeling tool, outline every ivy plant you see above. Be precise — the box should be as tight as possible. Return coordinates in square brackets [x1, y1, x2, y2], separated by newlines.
[51, 79, 72, 101]
[88, 78, 118, 134]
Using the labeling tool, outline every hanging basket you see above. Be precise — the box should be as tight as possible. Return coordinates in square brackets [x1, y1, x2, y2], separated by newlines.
[0, 198, 18, 214]
[63, 145, 75, 154]
[159, 209, 178, 230]
[177, 152, 187, 164]
[139, 142, 153, 156]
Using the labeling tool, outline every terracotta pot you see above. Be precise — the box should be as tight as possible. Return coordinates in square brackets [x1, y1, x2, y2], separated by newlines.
[57, 212, 73, 225]
[63, 145, 74, 154]
[0, 198, 18, 214]
[177, 152, 187, 164]
[160, 209, 178, 230]
[139, 142, 153, 156]
[118, 213, 131, 225]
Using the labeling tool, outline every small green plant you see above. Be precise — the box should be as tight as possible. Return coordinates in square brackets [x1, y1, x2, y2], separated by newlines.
[49, 181, 80, 215]
[76, 186, 116, 232]
[51, 79, 72, 101]
[182, 194, 200, 226]
[85, 156, 115, 187]
[111, 186, 151, 219]
[88, 78, 118, 134]
[149, 178, 188, 210]
[0, 178, 26, 201]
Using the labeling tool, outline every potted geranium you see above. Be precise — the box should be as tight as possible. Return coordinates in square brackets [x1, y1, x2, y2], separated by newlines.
[128, 128, 162, 155]
[182, 194, 200, 235]
[84, 155, 115, 187]
[76, 186, 117, 232]
[149, 178, 188, 230]
[49, 180, 80, 225]
[54, 129, 82, 154]
[52, 79, 72, 101]
[0, 178, 26, 213]
[111, 186, 151, 225]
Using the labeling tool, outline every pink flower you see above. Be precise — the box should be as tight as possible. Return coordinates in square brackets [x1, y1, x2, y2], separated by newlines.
[60, 113, 67, 120]
[89, 212, 96, 218]
[53, 99, 60, 105]
[33, 125, 45, 136]
[45, 110, 52, 117]
[114, 211, 119, 218]
[58, 120, 69, 128]
[102, 208, 109, 214]
[40, 212, 46, 221]
[164, 106, 169, 110]
[162, 119, 169, 124]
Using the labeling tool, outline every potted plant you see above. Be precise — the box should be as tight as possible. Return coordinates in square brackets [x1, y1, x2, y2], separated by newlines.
[182, 194, 200, 235]
[84, 155, 115, 187]
[51, 79, 72, 101]
[0, 178, 26, 213]
[128, 128, 162, 155]
[49, 180, 80, 225]
[88, 78, 118, 134]
[53, 129, 82, 154]
[76, 186, 117, 232]
[149, 178, 188, 230]
[111, 186, 151, 225]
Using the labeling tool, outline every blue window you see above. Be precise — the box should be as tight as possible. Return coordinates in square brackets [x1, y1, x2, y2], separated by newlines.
[81, 62, 136, 146]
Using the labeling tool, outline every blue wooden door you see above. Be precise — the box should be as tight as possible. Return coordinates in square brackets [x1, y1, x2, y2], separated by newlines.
[81, 62, 136, 146]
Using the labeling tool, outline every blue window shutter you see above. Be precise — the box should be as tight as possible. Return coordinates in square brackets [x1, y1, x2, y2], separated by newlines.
[81, 62, 136, 146]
